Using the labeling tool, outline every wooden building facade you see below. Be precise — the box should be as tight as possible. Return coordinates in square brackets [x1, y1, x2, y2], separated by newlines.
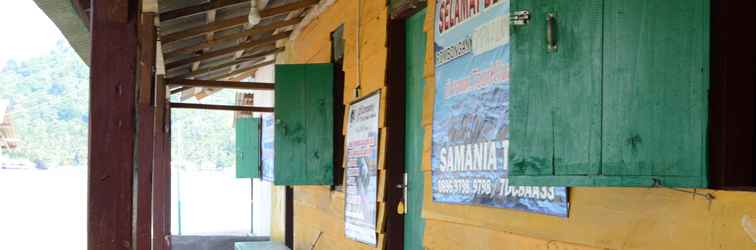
[34, 0, 755, 249]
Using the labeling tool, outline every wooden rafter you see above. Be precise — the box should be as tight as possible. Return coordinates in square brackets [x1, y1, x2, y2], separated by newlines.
[167, 79, 275, 90]
[169, 86, 192, 95]
[211, 61, 271, 80]
[72, 0, 91, 29]
[159, 0, 248, 22]
[170, 103, 274, 113]
[164, 18, 299, 57]
[161, 0, 318, 44]
[177, 52, 279, 79]
[165, 31, 290, 69]
[192, 9, 218, 73]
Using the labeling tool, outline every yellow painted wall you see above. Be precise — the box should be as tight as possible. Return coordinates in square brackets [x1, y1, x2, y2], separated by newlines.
[278, 0, 391, 249]
[418, 0, 756, 249]
[278, 0, 756, 249]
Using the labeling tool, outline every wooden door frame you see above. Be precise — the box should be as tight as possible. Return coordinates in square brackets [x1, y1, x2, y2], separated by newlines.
[385, 4, 427, 249]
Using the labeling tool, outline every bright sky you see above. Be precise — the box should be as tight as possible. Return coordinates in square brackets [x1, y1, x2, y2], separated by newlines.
[0, 0, 64, 65]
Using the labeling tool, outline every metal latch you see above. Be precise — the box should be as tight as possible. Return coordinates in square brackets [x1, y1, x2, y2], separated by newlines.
[396, 173, 408, 215]
[511, 10, 531, 26]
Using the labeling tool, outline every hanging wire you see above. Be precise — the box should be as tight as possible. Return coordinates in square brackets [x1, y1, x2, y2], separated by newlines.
[652, 178, 715, 210]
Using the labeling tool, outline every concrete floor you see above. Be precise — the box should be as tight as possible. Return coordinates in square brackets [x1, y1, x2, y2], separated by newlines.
[170, 235, 270, 250]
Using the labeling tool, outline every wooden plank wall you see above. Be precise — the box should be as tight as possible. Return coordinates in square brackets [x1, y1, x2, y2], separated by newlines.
[278, 0, 392, 249]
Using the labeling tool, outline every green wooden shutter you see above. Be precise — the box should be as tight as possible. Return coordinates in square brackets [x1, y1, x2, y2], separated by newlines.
[274, 64, 334, 185]
[509, 0, 604, 182]
[509, 0, 709, 187]
[236, 117, 261, 178]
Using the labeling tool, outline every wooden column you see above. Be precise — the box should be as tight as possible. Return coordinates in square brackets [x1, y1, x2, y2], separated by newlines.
[136, 12, 157, 250]
[153, 76, 172, 250]
[88, 0, 139, 249]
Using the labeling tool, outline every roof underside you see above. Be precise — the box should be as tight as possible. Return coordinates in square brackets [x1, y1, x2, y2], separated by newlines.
[33, 0, 92, 65]
[34, 0, 318, 81]
[159, 0, 305, 81]
[35, 0, 320, 99]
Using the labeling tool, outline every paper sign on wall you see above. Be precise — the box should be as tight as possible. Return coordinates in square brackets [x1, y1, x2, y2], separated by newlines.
[344, 91, 381, 245]
[432, 0, 569, 217]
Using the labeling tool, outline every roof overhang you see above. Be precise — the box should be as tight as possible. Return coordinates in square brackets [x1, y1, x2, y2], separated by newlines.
[33, 0, 91, 65]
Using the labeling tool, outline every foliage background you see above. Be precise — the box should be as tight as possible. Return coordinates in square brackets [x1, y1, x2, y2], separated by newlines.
[0, 40, 235, 168]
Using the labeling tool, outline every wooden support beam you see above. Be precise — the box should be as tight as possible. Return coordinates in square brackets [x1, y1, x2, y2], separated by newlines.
[152, 77, 171, 250]
[170, 103, 274, 112]
[136, 12, 157, 250]
[159, 0, 248, 22]
[165, 18, 300, 56]
[166, 31, 290, 69]
[167, 78, 275, 90]
[161, 0, 317, 44]
[176, 50, 279, 79]
[89, 0, 139, 249]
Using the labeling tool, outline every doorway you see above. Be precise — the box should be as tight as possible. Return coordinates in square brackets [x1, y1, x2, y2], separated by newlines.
[403, 8, 427, 250]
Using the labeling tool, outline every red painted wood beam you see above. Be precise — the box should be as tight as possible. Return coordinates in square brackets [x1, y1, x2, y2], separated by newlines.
[152, 76, 171, 250]
[136, 12, 157, 250]
[88, 0, 139, 249]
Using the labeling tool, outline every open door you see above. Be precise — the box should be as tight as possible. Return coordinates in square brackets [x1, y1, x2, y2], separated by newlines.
[403, 9, 427, 250]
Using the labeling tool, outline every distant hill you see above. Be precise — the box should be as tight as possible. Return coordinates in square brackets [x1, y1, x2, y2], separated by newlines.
[0, 39, 235, 168]
[0, 40, 89, 167]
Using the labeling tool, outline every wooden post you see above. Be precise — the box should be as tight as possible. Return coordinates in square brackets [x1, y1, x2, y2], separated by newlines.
[136, 12, 157, 250]
[153, 76, 172, 250]
[88, 0, 139, 249]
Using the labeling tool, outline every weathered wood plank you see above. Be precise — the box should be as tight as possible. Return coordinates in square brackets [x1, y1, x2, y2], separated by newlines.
[159, 0, 248, 22]
[88, 0, 139, 249]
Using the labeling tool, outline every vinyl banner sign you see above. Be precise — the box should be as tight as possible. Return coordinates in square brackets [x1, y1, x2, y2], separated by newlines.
[344, 91, 381, 245]
[432, 0, 569, 217]
[261, 113, 275, 182]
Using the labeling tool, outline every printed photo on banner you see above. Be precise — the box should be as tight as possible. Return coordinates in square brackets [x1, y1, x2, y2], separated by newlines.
[344, 91, 381, 245]
[261, 113, 275, 182]
[432, 0, 569, 217]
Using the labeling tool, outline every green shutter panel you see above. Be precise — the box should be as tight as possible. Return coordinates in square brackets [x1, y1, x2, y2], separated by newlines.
[509, 0, 709, 187]
[274, 64, 334, 185]
[600, 0, 709, 187]
[236, 117, 261, 178]
[509, 0, 604, 181]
